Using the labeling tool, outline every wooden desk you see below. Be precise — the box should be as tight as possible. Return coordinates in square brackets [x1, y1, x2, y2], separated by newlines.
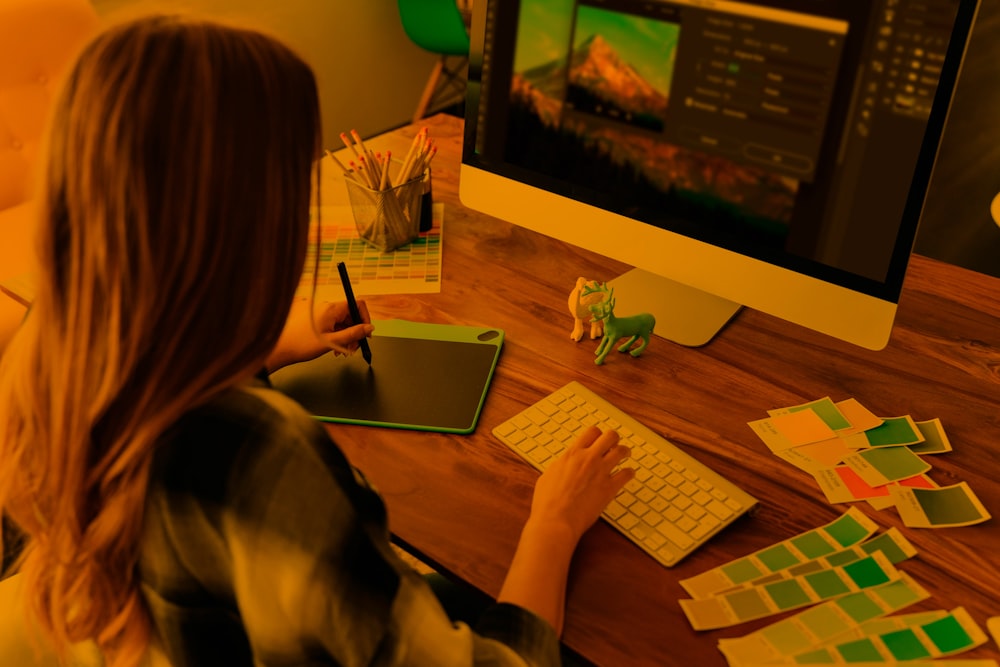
[322, 114, 1000, 666]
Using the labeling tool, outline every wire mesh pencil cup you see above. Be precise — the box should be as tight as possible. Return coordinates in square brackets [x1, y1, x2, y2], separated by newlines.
[345, 171, 425, 252]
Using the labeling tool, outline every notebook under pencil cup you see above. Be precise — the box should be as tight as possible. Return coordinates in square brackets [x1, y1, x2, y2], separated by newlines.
[345, 165, 428, 252]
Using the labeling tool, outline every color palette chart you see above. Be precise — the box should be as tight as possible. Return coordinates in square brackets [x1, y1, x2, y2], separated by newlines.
[747, 396, 990, 528]
[680, 508, 880, 600]
[298, 204, 443, 299]
[679, 552, 905, 630]
[721, 529, 917, 595]
[678, 510, 995, 665]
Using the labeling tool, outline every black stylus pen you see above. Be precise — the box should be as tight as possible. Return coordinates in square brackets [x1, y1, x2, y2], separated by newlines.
[337, 261, 371, 366]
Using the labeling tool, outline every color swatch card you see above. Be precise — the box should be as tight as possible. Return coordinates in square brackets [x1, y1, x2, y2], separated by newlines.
[769, 397, 856, 430]
[823, 610, 954, 650]
[780, 607, 988, 664]
[717, 574, 932, 665]
[680, 508, 878, 600]
[723, 528, 916, 594]
[841, 447, 933, 487]
[680, 552, 903, 630]
[839, 415, 925, 449]
[814, 466, 936, 505]
[890, 483, 992, 528]
[911, 418, 954, 455]
[752, 398, 882, 453]
[299, 203, 444, 298]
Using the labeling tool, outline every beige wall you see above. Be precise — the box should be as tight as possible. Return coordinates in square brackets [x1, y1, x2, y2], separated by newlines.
[90, 0, 442, 144]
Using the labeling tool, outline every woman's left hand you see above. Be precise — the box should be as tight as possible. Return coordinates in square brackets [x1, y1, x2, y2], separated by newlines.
[266, 298, 373, 372]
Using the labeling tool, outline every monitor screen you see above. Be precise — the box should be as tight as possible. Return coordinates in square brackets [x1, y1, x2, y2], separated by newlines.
[460, 0, 980, 349]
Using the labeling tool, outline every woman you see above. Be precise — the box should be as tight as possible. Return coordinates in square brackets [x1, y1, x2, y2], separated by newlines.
[0, 15, 633, 667]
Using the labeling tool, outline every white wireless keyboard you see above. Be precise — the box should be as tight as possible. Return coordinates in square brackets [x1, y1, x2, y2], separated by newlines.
[493, 381, 757, 567]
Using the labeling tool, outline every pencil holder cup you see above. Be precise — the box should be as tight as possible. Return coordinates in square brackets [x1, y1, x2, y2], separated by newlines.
[345, 173, 425, 252]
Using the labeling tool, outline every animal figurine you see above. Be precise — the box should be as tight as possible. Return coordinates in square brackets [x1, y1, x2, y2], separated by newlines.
[568, 277, 606, 341]
[583, 283, 656, 365]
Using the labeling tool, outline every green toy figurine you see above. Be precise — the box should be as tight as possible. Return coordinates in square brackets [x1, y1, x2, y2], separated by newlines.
[582, 282, 655, 365]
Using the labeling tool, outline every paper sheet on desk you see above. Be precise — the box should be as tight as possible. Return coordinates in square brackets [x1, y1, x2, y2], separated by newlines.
[298, 203, 444, 298]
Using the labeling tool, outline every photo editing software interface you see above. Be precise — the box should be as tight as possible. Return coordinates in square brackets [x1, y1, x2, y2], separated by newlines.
[467, 0, 970, 298]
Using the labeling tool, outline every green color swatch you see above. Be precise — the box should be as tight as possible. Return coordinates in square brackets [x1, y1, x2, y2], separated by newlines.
[761, 620, 818, 654]
[799, 604, 854, 642]
[836, 591, 884, 622]
[860, 531, 911, 564]
[854, 446, 931, 482]
[728, 588, 771, 619]
[723, 558, 763, 584]
[759, 543, 801, 571]
[865, 417, 921, 446]
[766, 580, 813, 610]
[924, 615, 973, 653]
[872, 577, 925, 609]
[843, 556, 891, 588]
[914, 486, 988, 525]
[911, 419, 950, 454]
[825, 512, 872, 547]
[791, 531, 837, 559]
[883, 628, 932, 660]
[805, 569, 851, 598]
[836, 638, 882, 662]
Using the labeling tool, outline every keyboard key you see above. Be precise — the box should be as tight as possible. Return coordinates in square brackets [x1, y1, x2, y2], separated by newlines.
[656, 521, 694, 550]
[706, 500, 734, 520]
[692, 490, 712, 506]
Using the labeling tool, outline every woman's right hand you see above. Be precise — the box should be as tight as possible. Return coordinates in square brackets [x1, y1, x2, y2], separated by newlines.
[497, 426, 634, 634]
[527, 426, 634, 544]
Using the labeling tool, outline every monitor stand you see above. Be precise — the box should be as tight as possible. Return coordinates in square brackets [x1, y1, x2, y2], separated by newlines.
[608, 269, 742, 347]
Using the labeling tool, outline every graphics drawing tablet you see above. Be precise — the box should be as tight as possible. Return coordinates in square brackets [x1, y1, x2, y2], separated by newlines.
[270, 320, 504, 434]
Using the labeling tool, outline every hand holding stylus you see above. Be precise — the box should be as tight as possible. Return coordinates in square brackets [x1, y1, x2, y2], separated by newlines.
[338, 262, 372, 366]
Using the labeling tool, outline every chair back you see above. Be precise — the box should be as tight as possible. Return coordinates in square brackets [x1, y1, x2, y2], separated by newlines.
[397, 0, 470, 56]
[0, 0, 98, 212]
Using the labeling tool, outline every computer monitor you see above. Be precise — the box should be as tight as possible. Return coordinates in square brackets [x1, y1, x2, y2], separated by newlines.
[460, 0, 980, 349]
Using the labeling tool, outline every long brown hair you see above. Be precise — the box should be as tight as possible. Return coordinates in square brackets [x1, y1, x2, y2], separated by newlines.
[0, 15, 321, 666]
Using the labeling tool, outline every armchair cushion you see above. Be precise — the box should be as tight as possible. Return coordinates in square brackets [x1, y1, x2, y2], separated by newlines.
[0, 0, 98, 211]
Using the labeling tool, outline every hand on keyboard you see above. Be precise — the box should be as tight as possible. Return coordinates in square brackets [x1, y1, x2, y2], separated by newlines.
[494, 382, 758, 566]
[531, 426, 635, 542]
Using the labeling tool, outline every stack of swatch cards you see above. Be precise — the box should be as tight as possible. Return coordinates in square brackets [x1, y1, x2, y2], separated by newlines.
[678, 509, 994, 665]
[747, 397, 990, 528]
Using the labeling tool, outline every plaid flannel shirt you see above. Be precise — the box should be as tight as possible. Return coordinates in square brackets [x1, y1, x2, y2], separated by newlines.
[140, 377, 560, 666]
